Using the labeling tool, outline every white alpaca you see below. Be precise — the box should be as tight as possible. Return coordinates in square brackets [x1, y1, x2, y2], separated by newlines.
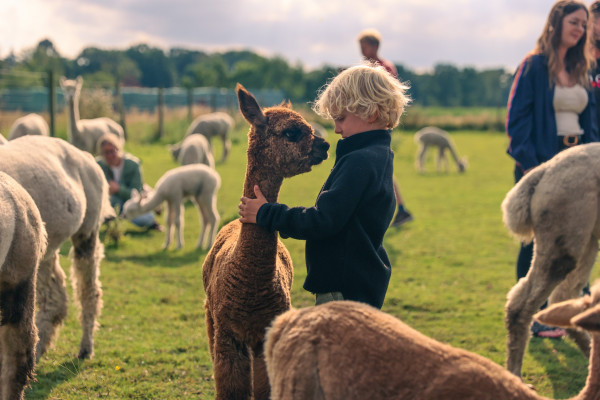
[8, 113, 49, 140]
[0, 134, 7, 144]
[60, 76, 125, 154]
[0, 135, 111, 361]
[168, 134, 215, 168]
[122, 164, 221, 250]
[0, 172, 46, 400]
[502, 142, 600, 377]
[265, 297, 600, 400]
[185, 112, 234, 162]
[414, 126, 467, 173]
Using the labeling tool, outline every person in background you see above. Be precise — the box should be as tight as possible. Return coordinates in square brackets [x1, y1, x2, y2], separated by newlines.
[590, 1, 600, 111]
[506, 0, 598, 338]
[97, 133, 163, 231]
[358, 28, 414, 228]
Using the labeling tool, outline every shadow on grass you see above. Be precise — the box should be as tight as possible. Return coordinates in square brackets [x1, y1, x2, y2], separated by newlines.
[26, 357, 83, 400]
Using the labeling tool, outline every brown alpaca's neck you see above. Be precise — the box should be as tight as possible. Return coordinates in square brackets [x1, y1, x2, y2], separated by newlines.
[573, 335, 600, 400]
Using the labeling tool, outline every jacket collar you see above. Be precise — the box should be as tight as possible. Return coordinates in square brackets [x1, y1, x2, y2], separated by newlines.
[336, 129, 391, 160]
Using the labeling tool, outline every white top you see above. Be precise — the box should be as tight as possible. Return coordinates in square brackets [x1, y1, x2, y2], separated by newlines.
[110, 162, 124, 183]
[553, 84, 587, 136]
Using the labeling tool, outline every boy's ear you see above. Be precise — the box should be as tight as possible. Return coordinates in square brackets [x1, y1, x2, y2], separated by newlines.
[368, 112, 379, 124]
[236, 83, 267, 128]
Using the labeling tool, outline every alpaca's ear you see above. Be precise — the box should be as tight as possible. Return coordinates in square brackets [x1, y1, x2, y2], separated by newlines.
[571, 304, 600, 332]
[60, 76, 67, 87]
[131, 189, 141, 202]
[278, 99, 292, 109]
[534, 297, 591, 328]
[76, 76, 83, 86]
[236, 83, 267, 127]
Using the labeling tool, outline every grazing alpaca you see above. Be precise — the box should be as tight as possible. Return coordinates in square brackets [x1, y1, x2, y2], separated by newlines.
[414, 126, 467, 173]
[168, 134, 215, 168]
[202, 84, 329, 400]
[502, 143, 600, 378]
[122, 164, 221, 250]
[60, 76, 125, 154]
[184, 112, 233, 163]
[0, 172, 46, 400]
[8, 113, 49, 140]
[0, 135, 111, 361]
[265, 298, 600, 400]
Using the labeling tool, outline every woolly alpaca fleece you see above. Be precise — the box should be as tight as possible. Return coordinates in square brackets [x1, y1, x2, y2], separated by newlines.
[184, 112, 233, 162]
[202, 83, 329, 400]
[169, 134, 215, 168]
[414, 126, 467, 173]
[502, 143, 600, 377]
[0, 136, 111, 361]
[266, 302, 553, 400]
[0, 172, 46, 400]
[8, 113, 49, 140]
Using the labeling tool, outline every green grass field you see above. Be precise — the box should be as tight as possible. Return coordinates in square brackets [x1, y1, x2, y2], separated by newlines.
[24, 122, 598, 399]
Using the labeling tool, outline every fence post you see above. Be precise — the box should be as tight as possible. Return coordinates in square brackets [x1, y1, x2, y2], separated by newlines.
[156, 87, 164, 140]
[47, 70, 56, 137]
[187, 87, 193, 121]
[114, 78, 127, 140]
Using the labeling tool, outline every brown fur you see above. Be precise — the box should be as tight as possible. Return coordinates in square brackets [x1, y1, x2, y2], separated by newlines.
[202, 84, 329, 400]
[502, 143, 600, 377]
[0, 172, 47, 400]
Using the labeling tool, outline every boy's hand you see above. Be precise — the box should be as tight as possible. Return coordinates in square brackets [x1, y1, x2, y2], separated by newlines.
[239, 185, 267, 224]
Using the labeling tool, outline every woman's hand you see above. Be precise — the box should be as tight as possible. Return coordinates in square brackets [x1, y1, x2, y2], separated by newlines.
[239, 185, 267, 224]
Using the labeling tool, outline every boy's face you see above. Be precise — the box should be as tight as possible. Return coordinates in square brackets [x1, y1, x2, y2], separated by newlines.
[334, 111, 385, 139]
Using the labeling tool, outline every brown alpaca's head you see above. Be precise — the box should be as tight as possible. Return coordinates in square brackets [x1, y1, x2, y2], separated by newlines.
[236, 83, 329, 178]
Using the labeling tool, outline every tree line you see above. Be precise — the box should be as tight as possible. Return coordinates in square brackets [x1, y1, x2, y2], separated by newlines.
[0, 39, 513, 107]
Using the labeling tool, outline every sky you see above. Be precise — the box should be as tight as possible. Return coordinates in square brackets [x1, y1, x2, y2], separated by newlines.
[0, 0, 563, 72]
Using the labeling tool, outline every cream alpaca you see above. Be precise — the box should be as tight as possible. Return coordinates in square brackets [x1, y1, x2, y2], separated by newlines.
[60, 76, 125, 154]
[202, 84, 329, 400]
[184, 111, 233, 162]
[265, 296, 600, 400]
[502, 142, 600, 378]
[0, 172, 46, 400]
[122, 163, 220, 250]
[8, 113, 49, 140]
[168, 134, 215, 168]
[414, 126, 467, 173]
[0, 136, 111, 361]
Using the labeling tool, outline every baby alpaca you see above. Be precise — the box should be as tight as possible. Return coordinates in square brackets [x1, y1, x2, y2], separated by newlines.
[8, 113, 49, 140]
[184, 112, 233, 162]
[502, 142, 600, 378]
[122, 164, 221, 250]
[168, 134, 215, 168]
[202, 84, 329, 400]
[60, 76, 125, 154]
[414, 126, 467, 173]
[266, 299, 600, 400]
[0, 172, 46, 400]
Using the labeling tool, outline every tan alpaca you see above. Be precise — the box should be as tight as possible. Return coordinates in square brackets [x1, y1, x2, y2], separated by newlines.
[184, 112, 233, 162]
[502, 143, 600, 378]
[8, 113, 49, 140]
[168, 134, 215, 168]
[414, 126, 467, 173]
[122, 163, 221, 250]
[265, 296, 600, 400]
[0, 136, 112, 361]
[60, 76, 125, 154]
[0, 172, 46, 400]
[202, 84, 329, 400]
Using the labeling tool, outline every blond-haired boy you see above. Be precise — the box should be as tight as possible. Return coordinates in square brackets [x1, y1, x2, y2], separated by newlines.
[239, 64, 410, 308]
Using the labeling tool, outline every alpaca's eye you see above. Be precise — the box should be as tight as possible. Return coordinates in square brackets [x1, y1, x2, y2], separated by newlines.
[283, 128, 302, 142]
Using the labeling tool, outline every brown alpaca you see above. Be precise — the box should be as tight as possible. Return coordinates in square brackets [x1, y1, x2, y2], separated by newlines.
[265, 298, 600, 400]
[202, 83, 329, 400]
[0, 172, 46, 400]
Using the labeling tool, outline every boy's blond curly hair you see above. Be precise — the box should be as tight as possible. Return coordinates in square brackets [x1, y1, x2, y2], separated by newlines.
[312, 63, 411, 129]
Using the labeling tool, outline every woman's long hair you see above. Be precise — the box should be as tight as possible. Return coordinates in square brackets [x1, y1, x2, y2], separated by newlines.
[535, 0, 592, 86]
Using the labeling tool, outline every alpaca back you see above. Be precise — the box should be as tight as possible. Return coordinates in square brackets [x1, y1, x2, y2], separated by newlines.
[171, 134, 215, 168]
[8, 113, 49, 140]
[414, 126, 453, 147]
[185, 112, 234, 139]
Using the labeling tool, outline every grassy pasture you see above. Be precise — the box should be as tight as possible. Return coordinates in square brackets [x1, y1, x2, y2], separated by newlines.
[13, 108, 598, 399]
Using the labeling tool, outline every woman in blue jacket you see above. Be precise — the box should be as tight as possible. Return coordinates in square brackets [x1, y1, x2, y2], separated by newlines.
[506, 0, 598, 337]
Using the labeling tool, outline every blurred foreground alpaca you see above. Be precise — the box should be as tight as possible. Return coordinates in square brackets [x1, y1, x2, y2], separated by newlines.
[8, 113, 49, 140]
[265, 297, 600, 400]
[0, 172, 46, 400]
[202, 84, 329, 400]
[0, 136, 111, 361]
[414, 126, 467, 173]
[502, 143, 600, 378]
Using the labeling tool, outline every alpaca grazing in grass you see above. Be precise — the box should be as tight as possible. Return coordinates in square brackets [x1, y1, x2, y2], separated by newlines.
[414, 126, 467, 173]
[60, 76, 125, 154]
[202, 83, 329, 400]
[168, 134, 215, 169]
[0, 172, 46, 400]
[8, 113, 49, 140]
[122, 163, 221, 250]
[265, 295, 600, 400]
[0, 135, 111, 361]
[502, 142, 600, 378]
[184, 111, 233, 163]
